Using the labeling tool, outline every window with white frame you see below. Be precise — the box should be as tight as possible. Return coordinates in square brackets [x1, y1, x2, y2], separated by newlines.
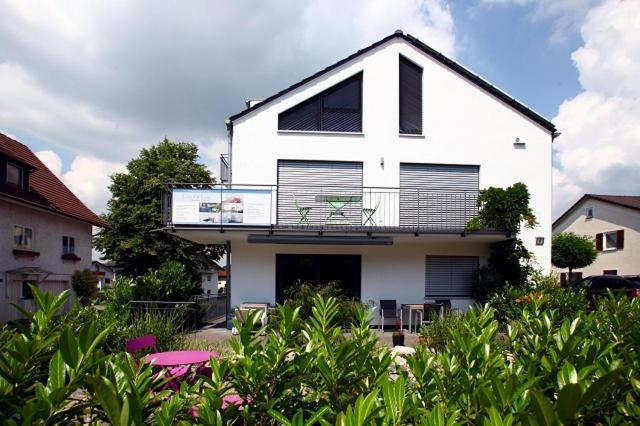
[604, 231, 618, 250]
[14, 225, 33, 249]
[62, 236, 75, 254]
[585, 207, 593, 219]
[7, 162, 24, 187]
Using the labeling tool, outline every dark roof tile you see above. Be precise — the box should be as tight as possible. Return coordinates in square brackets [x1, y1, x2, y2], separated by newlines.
[0, 132, 109, 227]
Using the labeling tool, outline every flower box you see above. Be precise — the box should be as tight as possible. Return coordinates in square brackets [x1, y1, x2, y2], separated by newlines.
[61, 253, 81, 262]
[13, 249, 40, 257]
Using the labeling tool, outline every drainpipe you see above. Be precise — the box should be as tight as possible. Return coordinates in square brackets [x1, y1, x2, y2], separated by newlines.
[225, 240, 232, 329]
[225, 119, 233, 188]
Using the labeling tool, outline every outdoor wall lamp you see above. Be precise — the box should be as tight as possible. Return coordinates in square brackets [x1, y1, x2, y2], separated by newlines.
[380, 157, 384, 168]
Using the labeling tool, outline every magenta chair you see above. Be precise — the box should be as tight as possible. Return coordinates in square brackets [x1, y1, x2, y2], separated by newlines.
[126, 335, 189, 386]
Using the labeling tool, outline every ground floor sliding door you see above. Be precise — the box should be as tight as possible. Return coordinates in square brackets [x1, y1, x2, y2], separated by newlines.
[275, 254, 361, 304]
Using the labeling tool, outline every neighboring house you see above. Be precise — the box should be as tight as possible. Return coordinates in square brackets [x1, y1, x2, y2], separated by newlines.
[92, 260, 120, 290]
[553, 194, 640, 281]
[217, 268, 228, 293]
[163, 31, 556, 324]
[0, 133, 108, 322]
[200, 260, 223, 295]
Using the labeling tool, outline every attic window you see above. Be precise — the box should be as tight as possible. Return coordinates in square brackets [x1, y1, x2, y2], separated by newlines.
[7, 162, 24, 188]
[399, 56, 423, 135]
[585, 207, 593, 219]
[278, 73, 362, 132]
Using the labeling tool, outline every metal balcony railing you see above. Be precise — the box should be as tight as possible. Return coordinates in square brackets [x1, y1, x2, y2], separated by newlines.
[163, 183, 486, 233]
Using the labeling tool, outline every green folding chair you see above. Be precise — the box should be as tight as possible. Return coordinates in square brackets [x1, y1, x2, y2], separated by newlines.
[293, 194, 312, 224]
[363, 198, 380, 226]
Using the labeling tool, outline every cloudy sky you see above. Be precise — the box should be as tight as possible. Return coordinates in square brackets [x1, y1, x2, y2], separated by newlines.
[1, 0, 638, 219]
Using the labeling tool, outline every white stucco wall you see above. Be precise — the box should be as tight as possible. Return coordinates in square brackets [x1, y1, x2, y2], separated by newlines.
[230, 236, 494, 325]
[230, 37, 553, 270]
[553, 198, 640, 276]
[1, 199, 92, 321]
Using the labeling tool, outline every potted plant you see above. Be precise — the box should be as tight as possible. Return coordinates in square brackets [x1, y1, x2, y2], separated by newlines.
[392, 319, 404, 346]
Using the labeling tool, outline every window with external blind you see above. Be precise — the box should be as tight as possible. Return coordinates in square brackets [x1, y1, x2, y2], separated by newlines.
[399, 56, 423, 135]
[278, 73, 362, 132]
[425, 256, 478, 297]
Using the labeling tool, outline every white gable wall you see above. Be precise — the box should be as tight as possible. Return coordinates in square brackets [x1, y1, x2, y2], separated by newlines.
[231, 38, 553, 270]
[553, 199, 640, 276]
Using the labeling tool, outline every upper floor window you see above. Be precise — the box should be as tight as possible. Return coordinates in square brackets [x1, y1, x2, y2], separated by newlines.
[399, 56, 423, 135]
[278, 73, 362, 132]
[7, 162, 24, 187]
[62, 236, 75, 254]
[596, 229, 624, 251]
[14, 225, 33, 249]
[585, 207, 593, 219]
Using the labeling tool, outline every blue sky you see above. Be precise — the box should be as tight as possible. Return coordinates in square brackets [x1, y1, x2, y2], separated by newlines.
[0, 0, 638, 217]
[452, 2, 583, 120]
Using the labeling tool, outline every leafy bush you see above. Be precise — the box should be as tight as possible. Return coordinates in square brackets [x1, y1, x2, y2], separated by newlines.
[418, 310, 465, 352]
[487, 281, 588, 324]
[128, 307, 188, 352]
[466, 182, 538, 232]
[3, 288, 640, 424]
[71, 268, 98, 305]
[281, 280, 371, 326]
[133, 261, 198, 302]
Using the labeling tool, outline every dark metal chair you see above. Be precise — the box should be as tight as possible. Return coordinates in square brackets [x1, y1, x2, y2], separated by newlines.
[421, 303, 443, 326]
[379, 299, 399, 332]
[434, 299, 452, 313]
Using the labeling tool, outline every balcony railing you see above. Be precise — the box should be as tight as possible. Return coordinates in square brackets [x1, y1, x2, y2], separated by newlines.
[164, 183, 485, 233]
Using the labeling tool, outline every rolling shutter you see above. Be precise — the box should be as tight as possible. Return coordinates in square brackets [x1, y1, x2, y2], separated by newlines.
[277, 160, 363, 225]
[399, 56, 423, 135]
[278, 73, 362, 132]
[399, 163, 479, 229]
[425, 256, 478, 297]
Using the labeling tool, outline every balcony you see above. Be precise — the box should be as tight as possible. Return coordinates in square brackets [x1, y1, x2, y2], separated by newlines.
[162, 184, 505, 235]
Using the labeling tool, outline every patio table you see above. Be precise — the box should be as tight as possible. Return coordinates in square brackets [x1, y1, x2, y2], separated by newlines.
[400, 304, 424, 334]
[146, 350, 219, 367]
[315, 194, 362, 224]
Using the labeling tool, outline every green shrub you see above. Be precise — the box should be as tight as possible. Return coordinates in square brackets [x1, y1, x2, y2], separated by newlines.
[127, 307, 188, 352]
[418, 311, 465, 352]
[71, 268, 99, 305]
[133, 261, 198, 302]
[280, 280, 372, 326]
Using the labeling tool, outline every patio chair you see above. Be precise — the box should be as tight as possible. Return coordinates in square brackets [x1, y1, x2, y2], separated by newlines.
[362, 198, 380, 226]
[232, 302, 269, 334]
[126, 334, 188, 380]
[434, 299, 452, 313]
[421, 303, 444, 326]
[293, 194, 312, 225]
[379, 300, 399, 332]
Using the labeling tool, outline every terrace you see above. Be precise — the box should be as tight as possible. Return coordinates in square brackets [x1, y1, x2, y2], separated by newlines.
[162, 183, 508, 237]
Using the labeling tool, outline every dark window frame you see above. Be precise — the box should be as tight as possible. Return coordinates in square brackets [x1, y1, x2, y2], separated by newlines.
[62, 236, 75, 255]
[22, 280, 37, 300]
[399, 55, 423, 135]
[278, 72, 363, 133]
[7, 162, 25, 188]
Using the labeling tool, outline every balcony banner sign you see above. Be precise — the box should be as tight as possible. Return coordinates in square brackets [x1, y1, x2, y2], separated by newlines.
[172, 188, 271, 225]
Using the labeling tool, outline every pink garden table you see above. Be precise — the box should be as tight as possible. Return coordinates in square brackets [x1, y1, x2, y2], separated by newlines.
[146, 350, 219, 366]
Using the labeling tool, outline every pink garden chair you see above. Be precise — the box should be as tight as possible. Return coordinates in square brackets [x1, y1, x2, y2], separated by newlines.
[126, 334, 189, 385]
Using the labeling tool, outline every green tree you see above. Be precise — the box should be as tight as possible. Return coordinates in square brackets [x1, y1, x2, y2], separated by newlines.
[94, 138, 223, 283]
[71, 269, 99, 305]
[552, 232, 598, 286]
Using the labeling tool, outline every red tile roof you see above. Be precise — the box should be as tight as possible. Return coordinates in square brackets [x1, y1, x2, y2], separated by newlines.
[553, 194, 640, 228]
[0, 132, 109, 227]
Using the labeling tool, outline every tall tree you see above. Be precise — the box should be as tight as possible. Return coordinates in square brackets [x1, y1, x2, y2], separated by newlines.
[552, 232, 598, 287]
[95, 138, 223, 281]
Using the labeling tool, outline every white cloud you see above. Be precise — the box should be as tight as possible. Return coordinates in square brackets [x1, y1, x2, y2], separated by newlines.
[60, 155, 126, 214]
[35, 150, 63, 177]
[0, 0, 456, 213]
[553, 0, 640, 217]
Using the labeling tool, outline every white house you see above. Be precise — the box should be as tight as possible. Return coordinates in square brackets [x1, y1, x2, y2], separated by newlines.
[553, 194, 640, 281]
[164, 31, 556, 325]
[92, 260, 120, 290]
[1, 133, 108, 322]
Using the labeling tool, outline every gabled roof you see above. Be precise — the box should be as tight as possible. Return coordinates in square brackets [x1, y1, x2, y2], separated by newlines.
[228, 30, 557, 133]
[553, 194, 640, 228]
[0, 132, 109, 227]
